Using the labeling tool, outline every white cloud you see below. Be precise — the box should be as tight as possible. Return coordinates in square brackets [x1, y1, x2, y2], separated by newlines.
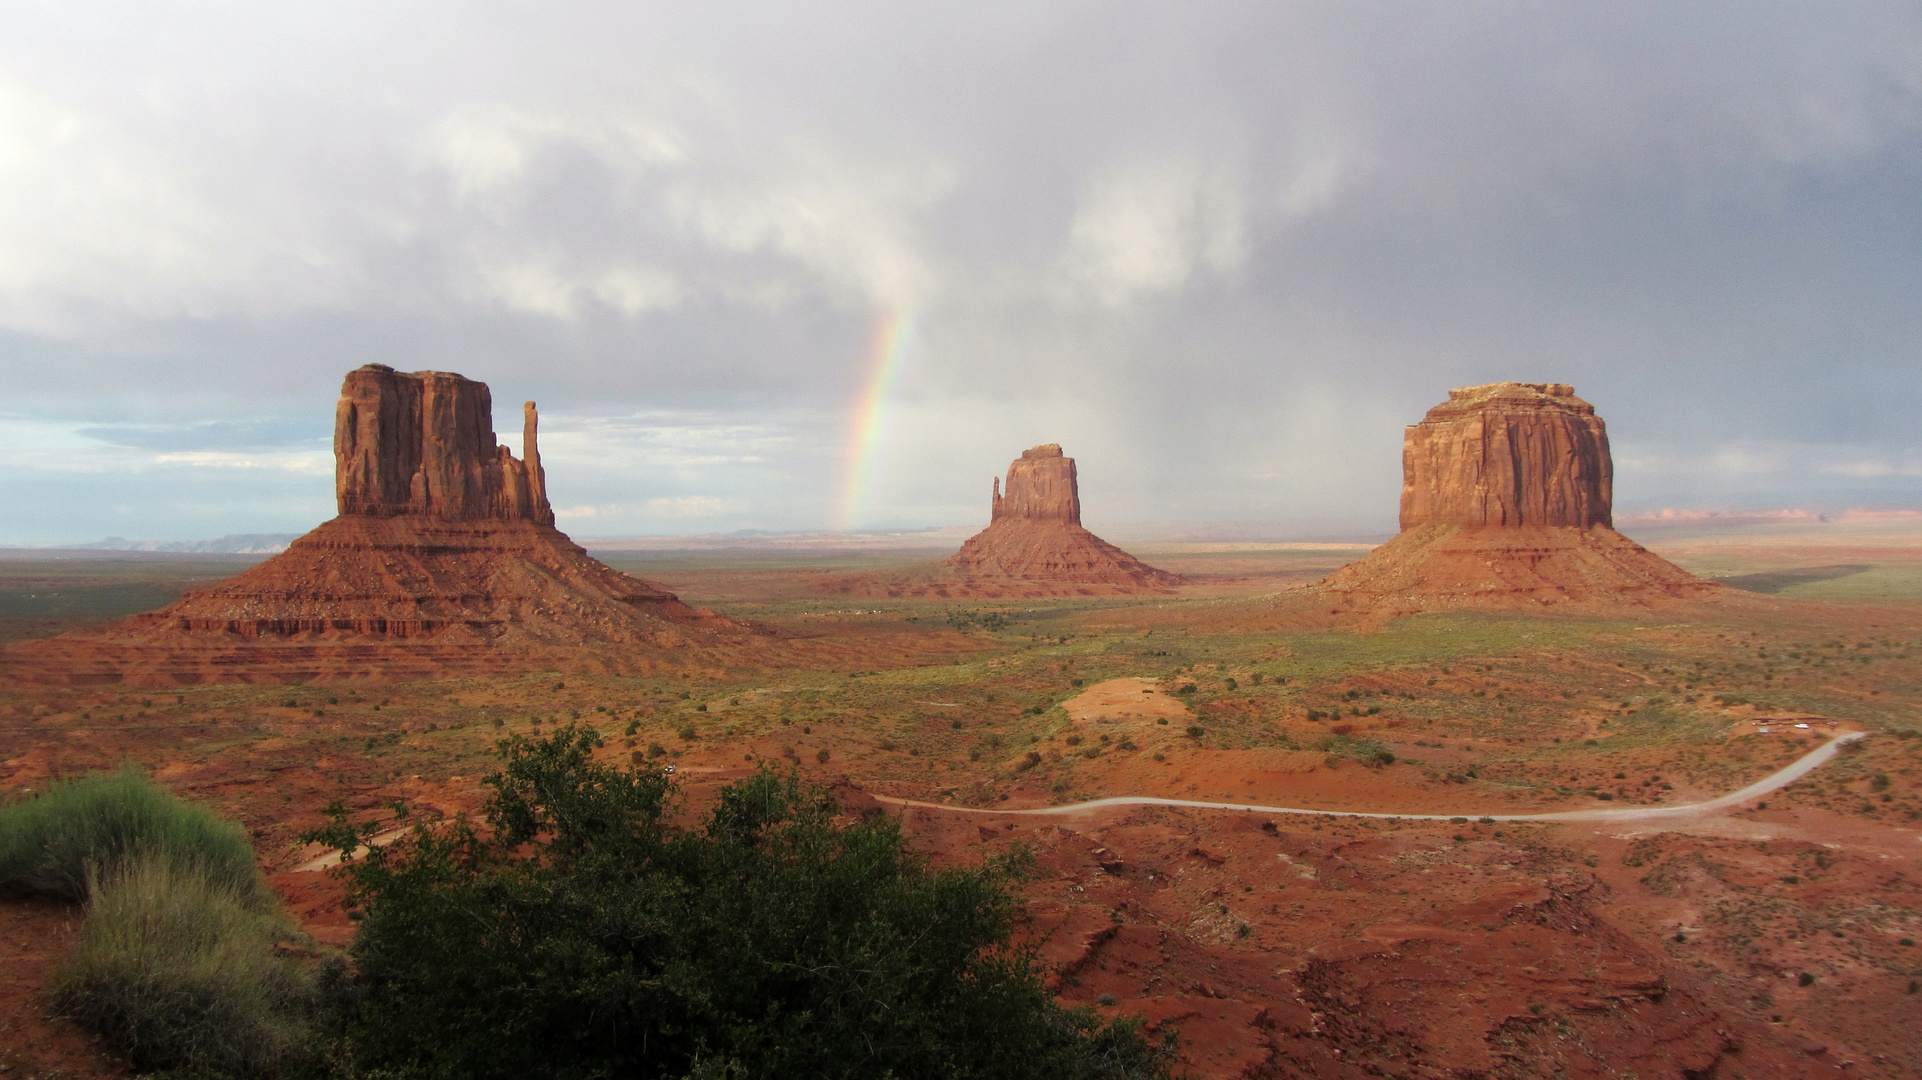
[642, 495, 742, 517]
[1063, 158, 1248, 306]
[0, 77, 281, 332]
[150, 451, 333, 474]
[1819, 459, 1922, 479]
[0, 3, 1920, 541]
[665, 151, 951, 309]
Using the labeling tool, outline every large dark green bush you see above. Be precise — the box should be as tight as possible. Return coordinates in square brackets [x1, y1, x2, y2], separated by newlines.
[1, 766, 313, 1075]
[306, 726, 1169, 1079]
[0, 766, 257, 900]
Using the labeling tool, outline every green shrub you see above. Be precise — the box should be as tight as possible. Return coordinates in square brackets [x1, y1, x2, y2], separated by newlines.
[51, 853, 315, 1073]
[0, 768, 315, 1075]
[305, 727, 1168, 1079]
[0, 766, 256, 902]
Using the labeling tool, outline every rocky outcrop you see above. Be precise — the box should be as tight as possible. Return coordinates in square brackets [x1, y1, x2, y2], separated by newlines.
[335, 365, 551, 523]
[1400, 383, 1611, 529]
[1322, 383, 1715, 614]
[811, 444, 1178, 599]
[991, 444, 1081, 524]
[5, 366, 747, 684]
[940, 445, 1178, 595]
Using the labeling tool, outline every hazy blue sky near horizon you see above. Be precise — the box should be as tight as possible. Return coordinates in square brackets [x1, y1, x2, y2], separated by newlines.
[2, 1, 1920, 544]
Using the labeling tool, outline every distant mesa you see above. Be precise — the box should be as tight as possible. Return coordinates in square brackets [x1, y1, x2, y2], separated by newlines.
[1320, 382, 1716, 613]
[939, 444, 1178, 596]
[811, 443, 1176, 600]
[65, 534, 298, 555]
[6, 364, 745, 684]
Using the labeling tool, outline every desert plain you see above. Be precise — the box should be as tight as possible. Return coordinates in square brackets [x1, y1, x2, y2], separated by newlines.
[2, 514, 1919, 1079]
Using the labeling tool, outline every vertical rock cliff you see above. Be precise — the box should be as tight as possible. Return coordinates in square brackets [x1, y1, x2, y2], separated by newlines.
[334, 365, 553, 524]
[991, 444, 1082, 525]
[1399, 383, 1612, 530]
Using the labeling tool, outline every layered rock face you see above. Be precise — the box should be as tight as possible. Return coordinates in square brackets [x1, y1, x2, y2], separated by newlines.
[334, 365, 552, 523]
[990, 444, 1081, 524]
[1322, 383, 1712, 614]
[1400, 383, 1612, 530]
[7, 367, 744, 684]
[939, 445, 1178, 596]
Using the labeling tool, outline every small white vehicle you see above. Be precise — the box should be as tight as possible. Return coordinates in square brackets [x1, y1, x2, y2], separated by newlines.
[663, 764, 678, 774]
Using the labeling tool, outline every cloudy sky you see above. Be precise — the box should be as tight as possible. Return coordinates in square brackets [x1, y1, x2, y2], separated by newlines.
[3, 1, 1919, 544]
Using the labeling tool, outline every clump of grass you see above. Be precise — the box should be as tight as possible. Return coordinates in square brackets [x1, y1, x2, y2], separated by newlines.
[51, 855, 315, 1073]
[1, 767, 316, 1075]
[0, 766, 256, 901]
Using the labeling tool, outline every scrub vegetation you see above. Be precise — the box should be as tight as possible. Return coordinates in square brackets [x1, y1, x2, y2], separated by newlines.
[300, 726, 1170, 1080]
[1, 768, 315, 1075]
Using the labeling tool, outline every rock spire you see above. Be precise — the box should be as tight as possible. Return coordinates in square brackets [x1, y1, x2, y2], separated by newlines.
[334, 364, 552, 523]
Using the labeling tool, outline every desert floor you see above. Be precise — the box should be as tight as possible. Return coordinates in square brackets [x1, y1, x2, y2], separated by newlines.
[3, 523, 1920, 1079]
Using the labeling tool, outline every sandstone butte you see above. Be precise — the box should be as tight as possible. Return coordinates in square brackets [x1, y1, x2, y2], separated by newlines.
[1319, 382, 1716, 613]
[5, 365, 745, 685]
[939, 444, 1179, 596]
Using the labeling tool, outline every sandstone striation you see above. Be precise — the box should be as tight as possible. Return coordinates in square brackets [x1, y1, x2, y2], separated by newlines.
[334, 364, 552, 522]
[6, 366, 746, 684]
[1399, 382, 1612, 530]
[1321, 383, 1714, 614]
[939, 445, 1178, 596]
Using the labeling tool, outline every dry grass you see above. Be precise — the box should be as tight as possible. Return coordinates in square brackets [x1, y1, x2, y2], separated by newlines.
[51, 854, 315, 1074]
[0, 766, 257, 902]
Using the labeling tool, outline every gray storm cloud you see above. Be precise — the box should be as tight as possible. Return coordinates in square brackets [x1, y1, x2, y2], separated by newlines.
[0, 1, 1918, 542]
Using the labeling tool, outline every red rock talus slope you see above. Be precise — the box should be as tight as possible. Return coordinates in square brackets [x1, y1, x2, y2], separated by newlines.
[5, 365, 745, 684]
[1322, 383, 1714, 613]
[940, 445, 1178, 596]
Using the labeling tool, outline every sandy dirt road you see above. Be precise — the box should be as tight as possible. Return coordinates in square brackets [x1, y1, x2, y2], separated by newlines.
[882, 731, 1869, 823]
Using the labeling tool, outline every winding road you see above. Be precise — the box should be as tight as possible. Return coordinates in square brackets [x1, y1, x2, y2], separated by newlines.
[293, 731, 1868, 872]
[878, 731, 1868, 824]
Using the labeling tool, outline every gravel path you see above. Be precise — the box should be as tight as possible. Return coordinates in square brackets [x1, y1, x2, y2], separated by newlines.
[879, 731, 1868, 823]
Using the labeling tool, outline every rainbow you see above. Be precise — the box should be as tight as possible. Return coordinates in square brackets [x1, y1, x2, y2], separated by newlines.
[835, 309, 916, 530]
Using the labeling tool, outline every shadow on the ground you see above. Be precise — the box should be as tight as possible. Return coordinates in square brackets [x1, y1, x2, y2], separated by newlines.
[1716, 563, 1873, 593]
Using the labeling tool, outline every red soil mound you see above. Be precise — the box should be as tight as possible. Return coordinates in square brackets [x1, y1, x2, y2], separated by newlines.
[1321, 523, 1716, 613]
[4, 366, 748, 684]
[942, 517, 1179, 594]
[1320, 383, 1716, 614]
[6, 517, 743, 684]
